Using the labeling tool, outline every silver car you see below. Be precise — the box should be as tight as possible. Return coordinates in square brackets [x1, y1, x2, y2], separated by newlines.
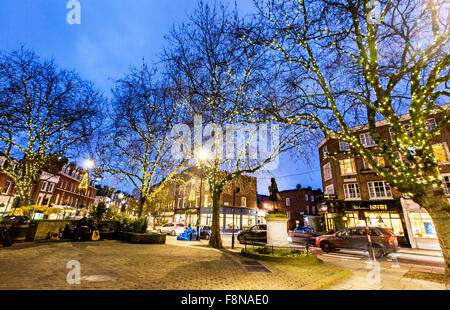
[157, 223, 185, 236]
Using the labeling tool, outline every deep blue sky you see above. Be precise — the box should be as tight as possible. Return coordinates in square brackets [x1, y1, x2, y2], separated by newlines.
[0, 0, 323, 195]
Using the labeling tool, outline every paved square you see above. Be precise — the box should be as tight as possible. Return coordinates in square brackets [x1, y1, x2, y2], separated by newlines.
[0, 239, 348, 290]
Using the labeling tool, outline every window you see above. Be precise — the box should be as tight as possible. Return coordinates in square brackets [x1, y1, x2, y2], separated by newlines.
[339, 158, 357, 176]
[389, 128, 394, 140]
[409, 213, 437, 239]
[443, 175, 450, 196]
[204, 194, 209, 208]
[426, 119, 437, 133]
[286, 198, 291, 206]
[311, 195, 314, 202]
[432, 143, 449, 163]
[363, 156, 386, 169]
[360, 133, 376, 147]
[344, 183, 360, 199]
[394, 152, 403, 164]
[305, 194, 308, 201]
[339, 141, 350, 151]
[2, 181, 11, 194]
[323, 163, 332, 180]
[41, 182, 48, 192]
[404, 124, 412, 136]
[367, 181, 392, 199]
[241, 196, 246, 207]
[325, 184, 334, 196]
[48, 183, 55, 193]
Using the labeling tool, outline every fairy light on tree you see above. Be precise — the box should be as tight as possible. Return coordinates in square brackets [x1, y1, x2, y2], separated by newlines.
[249, 0, 450, 281]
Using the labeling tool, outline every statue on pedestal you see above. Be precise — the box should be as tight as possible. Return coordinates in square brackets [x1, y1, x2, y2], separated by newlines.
[268, 178, 281, 213]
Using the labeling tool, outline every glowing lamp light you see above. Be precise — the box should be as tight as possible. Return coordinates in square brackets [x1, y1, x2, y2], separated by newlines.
[197, 149, 210, 161]
[83, 158, 95, 170]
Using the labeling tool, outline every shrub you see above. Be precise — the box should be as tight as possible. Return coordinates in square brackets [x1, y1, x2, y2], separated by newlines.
[112, 213, 148, 233]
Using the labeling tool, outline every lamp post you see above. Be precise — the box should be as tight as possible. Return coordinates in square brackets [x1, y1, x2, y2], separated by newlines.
[231, 187, 240, 249]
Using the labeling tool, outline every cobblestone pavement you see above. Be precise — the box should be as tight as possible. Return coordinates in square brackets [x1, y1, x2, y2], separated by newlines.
[0, 239, 347, 290]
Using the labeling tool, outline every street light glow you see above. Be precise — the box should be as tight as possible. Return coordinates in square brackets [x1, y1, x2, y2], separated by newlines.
[197, 149, 210, 161]
[83, 158, 95, 170]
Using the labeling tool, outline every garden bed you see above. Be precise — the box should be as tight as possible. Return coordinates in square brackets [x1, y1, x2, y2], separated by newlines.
[119, 231, 166, 244]
[241, 246, 321, 265]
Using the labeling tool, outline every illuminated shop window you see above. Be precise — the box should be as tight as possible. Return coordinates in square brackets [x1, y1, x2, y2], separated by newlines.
[409, 213, 437, 239]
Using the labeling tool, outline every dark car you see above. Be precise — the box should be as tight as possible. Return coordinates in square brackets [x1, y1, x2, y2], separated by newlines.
[199, 225, 211, 240]
[316, 226, 399, 258]
[288, 227, 320, 245]
[237, 224, 267, 244]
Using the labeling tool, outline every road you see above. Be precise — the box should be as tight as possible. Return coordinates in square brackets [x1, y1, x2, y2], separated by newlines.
[191, 233, 447, 289]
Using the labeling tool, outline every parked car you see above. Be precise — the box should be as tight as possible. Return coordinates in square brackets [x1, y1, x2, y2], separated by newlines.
[199, 225, 212, 240]
[237, 224, 267, 244]
[157, 223, 185, 236]
[316, 226, 399, 258]
[288, 227, 320, 245]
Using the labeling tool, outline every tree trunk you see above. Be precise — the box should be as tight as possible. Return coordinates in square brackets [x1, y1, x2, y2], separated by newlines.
[138, 196, 147, 218]
[209, 190, 223, 249]
[414, 188, 450, 285]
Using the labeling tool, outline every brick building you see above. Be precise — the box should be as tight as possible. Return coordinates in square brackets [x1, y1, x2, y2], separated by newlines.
[150, 166, 265, 230]
[258, 185, 322, 230]
[0, 157, 97, 219]
[318, 104, 450, 249]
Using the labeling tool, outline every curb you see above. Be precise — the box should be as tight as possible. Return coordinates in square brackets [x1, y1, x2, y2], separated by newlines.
[307, 269, 353, 290]
[397, 250, 443, 258]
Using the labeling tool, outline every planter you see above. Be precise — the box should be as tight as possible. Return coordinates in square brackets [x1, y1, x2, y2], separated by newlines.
[241, 248, 321, 265]
[119, 231, 166, 244]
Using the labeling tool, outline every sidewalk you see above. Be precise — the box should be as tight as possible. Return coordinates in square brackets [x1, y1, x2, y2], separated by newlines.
[397, 248, 443, 258]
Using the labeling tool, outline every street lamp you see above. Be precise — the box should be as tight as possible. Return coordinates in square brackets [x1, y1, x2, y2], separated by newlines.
[83, 158, 95, 170]
[231, 187, 240, 249]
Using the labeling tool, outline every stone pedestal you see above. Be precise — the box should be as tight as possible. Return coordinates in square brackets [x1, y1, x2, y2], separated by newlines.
[265, 216, 289, 247]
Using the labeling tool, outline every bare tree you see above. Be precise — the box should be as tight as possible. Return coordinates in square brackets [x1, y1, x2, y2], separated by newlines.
[163, 1, 306, 248]
[0, 48, 102, 206]
[250, 0, 449, 279]
[97, 63, 187, 218]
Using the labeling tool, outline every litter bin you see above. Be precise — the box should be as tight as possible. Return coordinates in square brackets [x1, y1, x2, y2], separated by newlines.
[0, 215, 31, 243]
[190, 231, 199, 240]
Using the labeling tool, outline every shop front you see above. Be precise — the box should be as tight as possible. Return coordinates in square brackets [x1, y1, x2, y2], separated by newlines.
[323, 199, 411, 247]
[400, 197, 441, 250]
[175, 206, 259, 231]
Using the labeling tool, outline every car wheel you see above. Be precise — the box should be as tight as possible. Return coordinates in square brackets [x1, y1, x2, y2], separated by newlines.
[171, 230, 176, 236]
[371, 245, 384, 259]
[238, 235, 246, 244]
[320, 241, 333, 253]
[205, 233, 210, 240]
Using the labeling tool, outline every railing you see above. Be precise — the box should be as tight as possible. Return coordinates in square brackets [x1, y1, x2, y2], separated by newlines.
[243, 240, 311, 256]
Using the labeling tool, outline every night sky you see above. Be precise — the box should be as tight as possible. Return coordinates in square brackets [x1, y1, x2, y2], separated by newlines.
[0, 0, 323, 195]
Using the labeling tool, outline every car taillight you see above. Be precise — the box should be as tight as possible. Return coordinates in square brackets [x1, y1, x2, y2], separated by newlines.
[388, 235, 395, 245]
